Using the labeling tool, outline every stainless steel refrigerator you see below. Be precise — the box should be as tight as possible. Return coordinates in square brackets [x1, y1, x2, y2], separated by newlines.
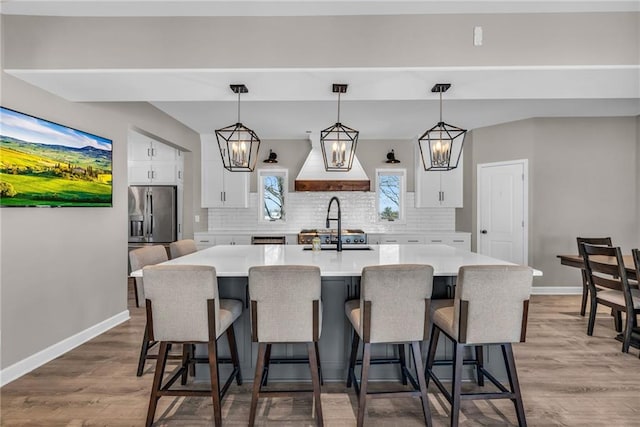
[128, 186, 177, 243]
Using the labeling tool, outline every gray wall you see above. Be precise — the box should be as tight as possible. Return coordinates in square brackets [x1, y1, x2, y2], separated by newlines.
[459, 117, 638, 287]
[0, 73, 200, 369]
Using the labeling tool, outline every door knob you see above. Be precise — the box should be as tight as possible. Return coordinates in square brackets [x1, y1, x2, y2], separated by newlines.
[481, 229, 488, 234]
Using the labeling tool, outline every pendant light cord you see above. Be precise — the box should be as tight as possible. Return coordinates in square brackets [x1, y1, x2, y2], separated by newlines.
[237, 91, 241, 123]
[439, 89, 443, 123]
[337, 92, 341, 123]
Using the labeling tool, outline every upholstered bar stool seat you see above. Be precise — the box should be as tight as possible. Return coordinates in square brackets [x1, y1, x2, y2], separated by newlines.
[248, 265, 324, 427]
[426, 265, 533, 427]
[345, 264, 434, 427]
[169, 239, 198, 259]
[142, 265, 242, 427]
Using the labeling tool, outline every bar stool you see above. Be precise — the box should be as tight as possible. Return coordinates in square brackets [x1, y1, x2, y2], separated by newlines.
[248, 265, 323, 427]
[129, 245, 169, 376]
[345, 264, 434, 427]
[426, 265, 533, 427]
[142, 265, 242, 427]
[169, 239, 198, 259]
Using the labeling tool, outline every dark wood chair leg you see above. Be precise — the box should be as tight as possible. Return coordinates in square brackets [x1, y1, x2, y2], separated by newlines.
[308, 342, 324, 427]
[425, 324, 439, 386]
[146, 341, 169, 427]
[622, 310, 634, 353]
[137, 323, 151, 376]
[208, 338, 222, 427]
[502, 344, 527, 427]
[357, 343, 371, 427]
[249, 343, 266, 427]
[580, 271, 588, 316]
[411, 341, 432, 427]
[613, 309, 623, 333]
[475, 345, 485, 386]
[587, 298, 598, 336]
[314, 341, 324, 386]
[226, 325, 243, 385]
[346, 330, 360, 388]
[398, 343, 408, 385]
[450, 342, 464, 427]
[261, 343, 272, 386]
[133, 278, 140, 308]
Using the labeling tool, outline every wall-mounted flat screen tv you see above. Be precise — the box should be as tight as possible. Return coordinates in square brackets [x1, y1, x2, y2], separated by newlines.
[0, 107, 112, 207]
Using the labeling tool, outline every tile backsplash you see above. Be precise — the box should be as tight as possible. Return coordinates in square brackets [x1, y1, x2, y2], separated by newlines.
[208, 192, 455, 233]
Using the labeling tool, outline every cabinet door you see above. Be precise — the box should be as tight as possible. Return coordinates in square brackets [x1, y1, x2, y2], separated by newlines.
[201, 160, 224, 208]
[233, 235, 251, 245]
[128, 162, 152, 184]
[129, 139, 152, 161]
[150, 141, 177, 162]
[414, 145, 442, 208]
[222, 170, 249, 208]
[149, 162, 177, 185]
[439, 158, 463, 208]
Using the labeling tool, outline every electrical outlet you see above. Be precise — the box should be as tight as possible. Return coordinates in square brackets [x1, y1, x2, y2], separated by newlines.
[195, 215, 200, 223]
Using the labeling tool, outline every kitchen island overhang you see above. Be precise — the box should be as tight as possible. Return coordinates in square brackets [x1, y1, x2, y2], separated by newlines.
[131, 244, 542, 382]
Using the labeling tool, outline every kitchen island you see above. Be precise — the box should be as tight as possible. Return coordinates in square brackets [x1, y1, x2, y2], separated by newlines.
[131, 244, 542, 382]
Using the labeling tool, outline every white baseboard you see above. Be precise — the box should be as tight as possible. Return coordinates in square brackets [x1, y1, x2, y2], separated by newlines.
[532, 286, 582, 295]
[0, 310, 130, 387]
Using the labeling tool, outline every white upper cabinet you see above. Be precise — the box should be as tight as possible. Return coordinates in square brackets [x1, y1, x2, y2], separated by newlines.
[414, 145, 463, 208]
[200, 134, 249, 208]
[128, 134, 179, 185]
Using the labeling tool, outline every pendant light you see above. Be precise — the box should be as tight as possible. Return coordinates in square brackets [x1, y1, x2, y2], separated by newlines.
[215, 84, 261, 172]
[418, 83, 466, 171]
[320, 84, 359, 172]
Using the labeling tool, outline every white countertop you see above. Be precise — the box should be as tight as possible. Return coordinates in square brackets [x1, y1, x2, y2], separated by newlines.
[131, 244, 542, 278]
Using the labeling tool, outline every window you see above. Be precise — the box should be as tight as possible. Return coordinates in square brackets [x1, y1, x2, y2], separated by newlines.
[376, 168, 406, 223]
[258, 169, 288, 222]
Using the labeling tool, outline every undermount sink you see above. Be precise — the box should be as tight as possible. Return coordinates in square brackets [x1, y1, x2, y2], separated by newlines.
[302, 245, 374, 251]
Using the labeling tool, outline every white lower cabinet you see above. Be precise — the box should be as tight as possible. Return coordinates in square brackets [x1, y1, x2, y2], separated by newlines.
[369, 233, 470, 250]
[194, 233, 251, 249]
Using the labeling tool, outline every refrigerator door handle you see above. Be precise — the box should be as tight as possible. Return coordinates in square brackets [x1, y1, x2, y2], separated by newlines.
[149, 192, 154, 236]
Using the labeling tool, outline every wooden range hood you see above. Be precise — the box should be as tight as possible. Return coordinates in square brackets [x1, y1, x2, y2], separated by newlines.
[294, 132, 370, 192]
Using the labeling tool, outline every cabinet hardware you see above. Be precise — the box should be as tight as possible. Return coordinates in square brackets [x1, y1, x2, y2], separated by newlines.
[408, 239, 419, 243]
[147, 170, 151, 179]
[453, 240, 464, 242]
[178, 170, 182, 179]
[220, 192, 224, 202]
[200, 239, 210, 243]
[481, 230, 488, 234]
[151, 148, 156, 157]
[431, 239, 443, 243]
[147, 148, 151, 157]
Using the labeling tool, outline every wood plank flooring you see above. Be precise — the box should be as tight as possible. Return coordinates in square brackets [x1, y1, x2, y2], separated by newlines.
[3, 289, 640, 426]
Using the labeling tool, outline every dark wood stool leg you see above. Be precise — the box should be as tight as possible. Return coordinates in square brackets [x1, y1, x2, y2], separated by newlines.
[146, 341, 169, 427]
[475, 345, 485, 386]
[357, 343, 371, 427]
[137, 323, 151, 376]
[425, 324, 439, 386]
[208, 338, 222, 427]
[411, 341, 432, 427]
[314, 341, 324, 386]
[249, 343, 266, 427]
[308, 342, 324, 427]
[189, 344, 196, 377]
[502, 344, 527, 427]
[450, 342, 464, 427]
[180, 344, 189, 385]
[398, 343, 408, 385]
[347, 331, 360, 388]
[226, 325, 243, 385]
[261, 343, 272, 386]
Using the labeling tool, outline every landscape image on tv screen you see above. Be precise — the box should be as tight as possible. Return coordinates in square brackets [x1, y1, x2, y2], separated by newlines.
[0, 107, 112, 207]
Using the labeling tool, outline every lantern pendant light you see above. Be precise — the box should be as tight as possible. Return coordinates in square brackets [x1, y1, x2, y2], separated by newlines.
[418, 83, 466, 171]
[320, 84, 359, 172]
[215, 84, 261, 172]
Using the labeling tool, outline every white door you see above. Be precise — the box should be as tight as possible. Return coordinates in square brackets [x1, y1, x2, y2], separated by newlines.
[477, 160, 528, 264]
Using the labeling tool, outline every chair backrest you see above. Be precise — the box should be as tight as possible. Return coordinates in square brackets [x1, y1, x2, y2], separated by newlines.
[582, 244, 632, 308]
[359, 264, 434, 344]
[576, 237, 612, 256]
[169, 239, 198, 259]
[452, 265, 532, 344]
[248, 265, 321, 343]
[143, 265, 219, 342]
[129, 245, 169, 301]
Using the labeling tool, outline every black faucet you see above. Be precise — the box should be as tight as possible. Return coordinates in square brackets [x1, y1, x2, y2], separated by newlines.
[326, 196, 342, 252]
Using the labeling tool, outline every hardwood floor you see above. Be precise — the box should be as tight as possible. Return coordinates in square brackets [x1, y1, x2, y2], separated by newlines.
[3, 289, 640, 426]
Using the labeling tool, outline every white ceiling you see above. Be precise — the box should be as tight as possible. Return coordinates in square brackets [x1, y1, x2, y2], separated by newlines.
[3, 1, 639, 139]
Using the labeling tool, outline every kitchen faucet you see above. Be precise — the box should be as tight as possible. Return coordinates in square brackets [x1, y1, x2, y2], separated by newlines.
[326, 196, 342, 252]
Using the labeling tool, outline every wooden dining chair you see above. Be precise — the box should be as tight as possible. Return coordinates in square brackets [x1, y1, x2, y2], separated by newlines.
[576, 237, 613, 317]
[582, 243, 640, 353]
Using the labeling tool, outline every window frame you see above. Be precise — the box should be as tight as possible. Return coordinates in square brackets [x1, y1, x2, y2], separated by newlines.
[257, 168, 288, 223]
[375, 168, 406, 224]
